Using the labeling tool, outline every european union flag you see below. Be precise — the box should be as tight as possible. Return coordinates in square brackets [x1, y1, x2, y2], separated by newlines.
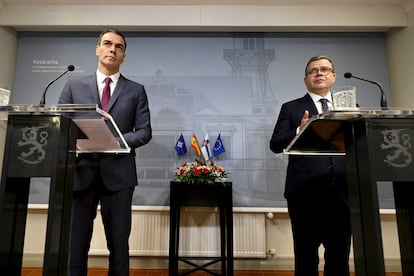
[213, 133, 225, 157]
[175, 134, 187, 156]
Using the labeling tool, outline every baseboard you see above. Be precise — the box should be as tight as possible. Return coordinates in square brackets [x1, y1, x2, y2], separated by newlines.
[22, 253, 402, 272]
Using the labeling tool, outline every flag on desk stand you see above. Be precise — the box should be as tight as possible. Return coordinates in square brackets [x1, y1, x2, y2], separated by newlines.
[175, 133, 187, 156]
[191, 134, 201, 156]
[213, 133, 225, 157]
[201, 133, 211, 161]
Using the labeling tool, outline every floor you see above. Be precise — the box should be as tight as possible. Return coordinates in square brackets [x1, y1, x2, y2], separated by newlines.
[20, 268, 403, 276]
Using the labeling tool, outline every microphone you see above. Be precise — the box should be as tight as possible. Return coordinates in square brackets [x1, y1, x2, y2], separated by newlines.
[40, 65, 75, 106]
[344, 72, 387, 108]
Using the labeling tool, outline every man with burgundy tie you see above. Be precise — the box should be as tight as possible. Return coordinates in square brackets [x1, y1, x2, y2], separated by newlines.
[59, 29, 152, 276]
[269, 55, 351, 276]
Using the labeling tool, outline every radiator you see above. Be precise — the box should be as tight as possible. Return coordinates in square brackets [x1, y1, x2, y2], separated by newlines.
[89, 208, 266, 258]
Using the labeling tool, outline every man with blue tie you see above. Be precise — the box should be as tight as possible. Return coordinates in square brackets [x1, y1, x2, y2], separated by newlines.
[59, 29, 152, 276]
[269, 55, 351, 276]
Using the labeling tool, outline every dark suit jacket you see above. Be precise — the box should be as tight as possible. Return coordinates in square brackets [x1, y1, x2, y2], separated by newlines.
[58, 74, 152, 191]
[269, 93, 347, 200]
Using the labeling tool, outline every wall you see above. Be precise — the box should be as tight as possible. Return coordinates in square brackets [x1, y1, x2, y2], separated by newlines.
[22, 207, 402, 271]
[386, 3, 414, 108]
[0, 26, 17, 90]
[0, 26, 17, 173]
[1, 1, 413, 272]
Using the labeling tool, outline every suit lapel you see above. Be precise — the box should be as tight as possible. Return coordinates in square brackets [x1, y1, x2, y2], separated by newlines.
[89, 74, 100, 106]
[106, 74, 127, 111]
[301, 93, 318, 116]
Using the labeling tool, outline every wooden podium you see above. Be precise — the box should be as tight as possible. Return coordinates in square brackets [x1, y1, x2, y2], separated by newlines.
[0, 104, 130, 276]
[285, 108, 414, 276]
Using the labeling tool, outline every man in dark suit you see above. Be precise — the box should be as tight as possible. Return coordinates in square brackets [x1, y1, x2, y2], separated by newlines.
[269, 55, 351, 276]
[59, 29, 152, 276]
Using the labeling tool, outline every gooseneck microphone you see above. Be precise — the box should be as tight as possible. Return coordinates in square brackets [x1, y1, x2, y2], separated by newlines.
[40, 65, 75, 106]
[344, 72, 387, 108]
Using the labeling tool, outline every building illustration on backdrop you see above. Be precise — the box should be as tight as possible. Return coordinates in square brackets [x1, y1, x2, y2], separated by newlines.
[135, 35, 288, 207]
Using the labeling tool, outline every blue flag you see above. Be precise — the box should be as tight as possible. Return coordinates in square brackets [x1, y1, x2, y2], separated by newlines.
[213, 133, 225, 157]
[175, 134, 187, 156]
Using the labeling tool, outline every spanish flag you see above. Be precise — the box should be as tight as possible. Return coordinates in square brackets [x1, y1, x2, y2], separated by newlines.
[191, 134, 201, 156]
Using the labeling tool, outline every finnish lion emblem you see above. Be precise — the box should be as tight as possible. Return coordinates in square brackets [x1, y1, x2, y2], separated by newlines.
[380, 128, 412, 168]
[17, 126, 48, 164]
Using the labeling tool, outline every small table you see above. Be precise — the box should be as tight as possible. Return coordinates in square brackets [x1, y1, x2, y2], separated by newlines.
[169, 181, 233, 276]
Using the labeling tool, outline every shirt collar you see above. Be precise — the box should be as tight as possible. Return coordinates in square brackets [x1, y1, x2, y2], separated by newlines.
[308, 91, 332, 103]
[96, 70, 120, 84]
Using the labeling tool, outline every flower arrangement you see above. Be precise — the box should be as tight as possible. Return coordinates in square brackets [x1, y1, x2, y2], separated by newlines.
[175, 159, 228, 184]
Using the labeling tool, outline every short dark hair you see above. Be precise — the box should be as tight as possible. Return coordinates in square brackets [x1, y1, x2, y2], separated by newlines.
[305, 55, 334, 76]
[97, 28, 127, 50]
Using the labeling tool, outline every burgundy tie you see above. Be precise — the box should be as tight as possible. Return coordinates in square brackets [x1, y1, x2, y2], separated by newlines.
[101, 77, 111, 111]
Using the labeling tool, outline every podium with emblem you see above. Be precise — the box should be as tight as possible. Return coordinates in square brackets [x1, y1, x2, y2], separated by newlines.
[0, 104, 130, 275]
[284, 108, 414, 276]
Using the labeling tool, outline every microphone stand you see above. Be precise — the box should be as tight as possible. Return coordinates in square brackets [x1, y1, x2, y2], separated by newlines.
[345, 73, 388, 108]
[40, 65, 75, 106]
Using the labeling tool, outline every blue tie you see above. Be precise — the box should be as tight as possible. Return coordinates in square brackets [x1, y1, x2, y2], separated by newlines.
[319, 98, 329, 112]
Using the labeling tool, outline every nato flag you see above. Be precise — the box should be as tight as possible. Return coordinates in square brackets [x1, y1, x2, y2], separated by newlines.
[175, 134, 187, 156]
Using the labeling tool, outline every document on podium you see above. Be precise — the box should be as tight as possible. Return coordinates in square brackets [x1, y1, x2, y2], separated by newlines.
[0, 104, 131, 154]
[283, 109, 366, 156]
[283, 108, 414, 156]
[283, 112, 347, 156]
[68, 106, 130, 154]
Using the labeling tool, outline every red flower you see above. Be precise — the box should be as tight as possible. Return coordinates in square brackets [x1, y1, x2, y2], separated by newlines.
[192, 166, 202, 175]
[175, 159, 228, 184]
[214, 165, 224, 172]
[177, 167, 185, 175]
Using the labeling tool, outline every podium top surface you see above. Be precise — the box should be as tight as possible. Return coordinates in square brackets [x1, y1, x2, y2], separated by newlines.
[0, 104, 102, 119]
[284, 108, 414, 156]
[319, 107, 414, 120]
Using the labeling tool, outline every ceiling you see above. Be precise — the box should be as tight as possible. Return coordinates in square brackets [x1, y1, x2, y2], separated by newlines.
[0, 0, 411, 32]
[0, 0, 407, 5]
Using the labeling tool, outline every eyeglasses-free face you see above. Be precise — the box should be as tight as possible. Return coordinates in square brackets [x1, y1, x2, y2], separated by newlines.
[306, 66, 334, 77]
